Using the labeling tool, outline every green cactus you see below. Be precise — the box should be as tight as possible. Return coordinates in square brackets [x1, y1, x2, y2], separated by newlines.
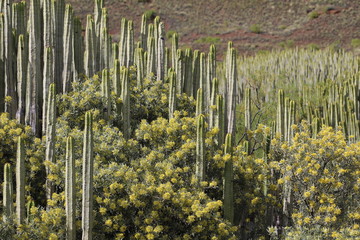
[183, 48, 193, 96]
[171, 32, 178, 68]
[25, 0, 42, 136]
[196, 88, 203, 117]
[140, 14, 147, 51]
[84, 15, 96, 77]
[119, 18, 128, 67]
[135, 48, 145, 88]
[54, 0, 65, 90]
[74, 17, 84, 75]
[156, 22, 165, 82]
[0, 14, 4, 113]
[192, 50, 200, 97]
[215, 94, 225, 146]
[168, 69, 176, 119]
[66, 136, 76, 240]
[16, 34, 27, 124]
[82, 111, 94, 240]
[223, 133, 234, 224]
[45, 84, 56, 204]
[4, 0, 16, 118]
[127, 20, 134, 67]
[3, 163, 14, 222]
[244, 88, 251, 131]
[146, 37, 156, 76]
[62, 4, 74, 93]
[176, 49, 184, 94]
[226, 47, 237, 135]
[16, 136, 25, 225]
[276, 89, 285, 139]
[121, 68, 131, 139]
[196, 114, 206, 181]
[101, 68, 111, 122]
[42, 47, 54, 134]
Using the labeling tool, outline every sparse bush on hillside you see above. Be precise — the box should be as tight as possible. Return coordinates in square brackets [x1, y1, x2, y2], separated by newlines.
[249, 24, 262, 34]
[279, 40, 295, 49]
[194, 36, 221, 44]
[308, 11, 320, 19]
[143, 10, 156, 20]
[351, 38, 360, 48]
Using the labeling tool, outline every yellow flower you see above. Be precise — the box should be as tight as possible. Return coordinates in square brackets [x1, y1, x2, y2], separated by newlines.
[303, 191, 311, 198]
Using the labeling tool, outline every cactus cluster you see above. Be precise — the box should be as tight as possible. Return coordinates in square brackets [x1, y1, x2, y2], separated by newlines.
[0, 0, 359, 239]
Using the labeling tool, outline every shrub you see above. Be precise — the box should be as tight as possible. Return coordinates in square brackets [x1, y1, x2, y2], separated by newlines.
[249, 24, 262, 34]
[308, 11, 320, 19]
[143, 10, 156, 20]
[166, 30, 177, 40]
[351, 38, 360, 48]
[194, 36, 221, 44]
[279, 40, 295, 49]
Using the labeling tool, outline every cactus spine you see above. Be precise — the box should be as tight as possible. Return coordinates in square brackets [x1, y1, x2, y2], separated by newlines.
[223, 133, 234, 224]
[3, 163, 13, 222]
[196, 114, 205, 181]
[82, 111, 94, 240]
[16, 136, 25, 224]
[66, 136, 76, 240]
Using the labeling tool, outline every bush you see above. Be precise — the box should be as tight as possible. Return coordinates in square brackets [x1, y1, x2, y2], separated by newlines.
[308, 11, 320, 19]
[351, 38, 360, 48]
[143, 10, 156, 20]
[249, 24, 262, 34]
[194, 36, 221, 44]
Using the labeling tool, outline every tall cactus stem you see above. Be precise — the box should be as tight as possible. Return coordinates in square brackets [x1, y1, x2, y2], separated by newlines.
[196, 114, 206, 181]
[66, 136, 76, 240]
[82, 111, 94, 240]
[16, 136, 25, 225]
[223, 133, 234, 224]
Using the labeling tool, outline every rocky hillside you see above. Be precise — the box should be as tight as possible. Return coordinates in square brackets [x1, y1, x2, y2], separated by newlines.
[68, 0, 360, 56]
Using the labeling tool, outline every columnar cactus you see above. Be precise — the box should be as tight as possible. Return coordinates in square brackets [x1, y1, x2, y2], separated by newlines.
[54, 0, 65, 91]
[175, 49, 185, 93]
[0, 14, 4, 113]
[66, 136, 76, 240]
[209, 78, 219, 129]
[156, 22, 165, 82]
[244, 88, 251, 131]
[84, 15, 96, 77]
[184, 48, 193, 96]
[146, 37, 156, 76]
[121, 68, 131, 139]
[223, 133, 234, 224]
[119, 18, 128, 67]
[82, 111, 94, 240]
[25, 0, 42, 136]
[16, 136, 25, 225]
[62, 4, 74, 93]
[16, 34, 27, 124]
[276, 89, 285, 138]
[196, 88, 203, 117]
[45, 84, 56, 204]
[101, 68, 111, 122]
[196, 114, 205, 181]
[135, 48, 145, 88]
[127, 20, 134, 67]
[3, 163, 13, 222]
[74, 17, 84, 75]
[140, 14, 147, 51]
[168, 69, 176, 119]
[215, 94, 225, 146]
[42, 47, 54, 134]
[192, 50, 200, 97]
[226, 47, 237, 135]
[4, 0, 17, 118]
[171, 32, 178, 68]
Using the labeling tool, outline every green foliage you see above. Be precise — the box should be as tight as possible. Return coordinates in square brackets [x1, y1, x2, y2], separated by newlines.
[308, 11, 320, 19]
[307, 43, 320, 51]
[279, 39, 294, 49]
[194, 36, 221, 44]
[143, 10, 156, 20]
[351, 38, 360, 48]
[166, 30, 177, 40]
[249, 24, 262, 34]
